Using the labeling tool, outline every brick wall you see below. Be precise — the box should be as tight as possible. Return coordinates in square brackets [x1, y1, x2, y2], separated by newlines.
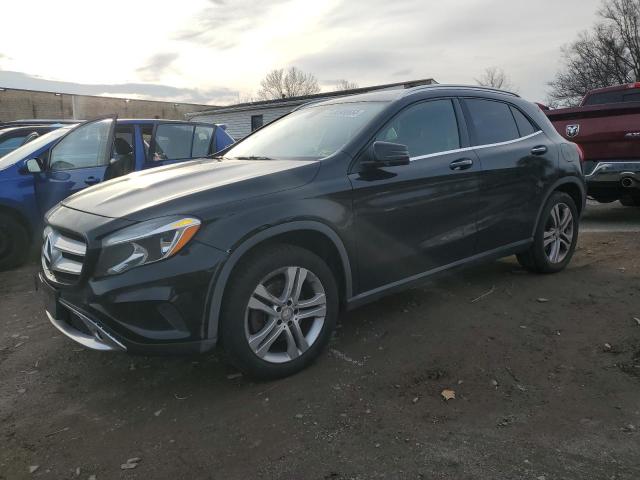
[0, 88, 213, 122]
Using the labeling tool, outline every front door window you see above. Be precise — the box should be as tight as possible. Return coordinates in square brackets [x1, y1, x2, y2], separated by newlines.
[49, 118, 113, 171]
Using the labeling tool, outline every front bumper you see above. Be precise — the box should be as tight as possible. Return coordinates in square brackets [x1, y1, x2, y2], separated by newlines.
[38, 240, 227, 355]
[44, 292, 126, 352]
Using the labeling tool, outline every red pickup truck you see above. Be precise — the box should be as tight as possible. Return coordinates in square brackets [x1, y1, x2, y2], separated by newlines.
[544, 83, 640, 206]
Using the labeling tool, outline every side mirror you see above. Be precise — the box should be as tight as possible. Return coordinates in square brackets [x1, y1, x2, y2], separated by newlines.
[25, 158, 42, 173]
[361, 141, 411, 169]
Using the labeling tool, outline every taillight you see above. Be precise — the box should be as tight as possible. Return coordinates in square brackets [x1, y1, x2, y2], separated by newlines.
[630, 82, 640, 89]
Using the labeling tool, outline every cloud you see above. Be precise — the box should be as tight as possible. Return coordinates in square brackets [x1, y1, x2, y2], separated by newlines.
[136, 53, 180, 81]
[289, 0, 602, 102]
[0, 70, 238, 105]
[174, 0, 290, 49]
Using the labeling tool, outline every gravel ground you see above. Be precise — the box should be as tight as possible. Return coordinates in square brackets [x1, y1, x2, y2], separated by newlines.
[1, 203, 639, 480]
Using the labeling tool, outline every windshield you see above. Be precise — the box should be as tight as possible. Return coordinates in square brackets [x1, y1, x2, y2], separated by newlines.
[224, 102, 388, 160]
[0, 126, 75, 171]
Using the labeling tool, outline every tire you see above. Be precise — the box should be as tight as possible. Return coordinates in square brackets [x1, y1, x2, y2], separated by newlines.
[0, 213, 30, 271]
[516, 192, 579, 274]
[220, 244, 338, 380]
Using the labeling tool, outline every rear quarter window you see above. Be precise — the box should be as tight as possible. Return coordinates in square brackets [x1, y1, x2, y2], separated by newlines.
[509, 106, 538, 137]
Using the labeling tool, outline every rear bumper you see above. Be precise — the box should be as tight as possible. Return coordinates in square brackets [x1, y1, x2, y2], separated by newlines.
[584, 161, 640, 197]
[585, 160, 640, 182]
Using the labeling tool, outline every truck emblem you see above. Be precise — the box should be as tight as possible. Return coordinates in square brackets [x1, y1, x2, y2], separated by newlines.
[566, 124, 580, 138]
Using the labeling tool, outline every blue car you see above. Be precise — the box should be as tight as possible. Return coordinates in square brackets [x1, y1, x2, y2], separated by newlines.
[0, 117, 234, 269]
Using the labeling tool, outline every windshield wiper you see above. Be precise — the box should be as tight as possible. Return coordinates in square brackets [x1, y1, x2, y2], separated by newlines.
[233, 156, 273, 160]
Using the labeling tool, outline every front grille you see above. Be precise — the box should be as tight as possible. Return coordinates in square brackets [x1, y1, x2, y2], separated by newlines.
[42, 228, 87, 284]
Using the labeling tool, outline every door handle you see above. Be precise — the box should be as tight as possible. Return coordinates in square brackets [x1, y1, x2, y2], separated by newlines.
[449, 158, 474, 171]
[84, 176, 100, 185]
[531, 145, 548, 155]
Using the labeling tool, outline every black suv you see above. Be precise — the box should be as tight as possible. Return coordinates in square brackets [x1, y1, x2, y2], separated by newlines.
[39, 85, 585, 378]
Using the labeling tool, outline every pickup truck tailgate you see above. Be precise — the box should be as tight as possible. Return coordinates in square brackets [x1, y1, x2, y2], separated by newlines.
[546, 103, 640, 163]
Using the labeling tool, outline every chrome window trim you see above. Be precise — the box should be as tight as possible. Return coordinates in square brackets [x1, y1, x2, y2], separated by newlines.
[409, 130, 543, 162]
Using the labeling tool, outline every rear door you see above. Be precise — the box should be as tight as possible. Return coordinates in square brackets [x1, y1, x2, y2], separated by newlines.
[462, 98, 554, 251]
[33, 116, 116, 215]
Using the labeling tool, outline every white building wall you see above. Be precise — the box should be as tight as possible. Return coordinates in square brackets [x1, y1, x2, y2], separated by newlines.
[190, 105, 297, 140]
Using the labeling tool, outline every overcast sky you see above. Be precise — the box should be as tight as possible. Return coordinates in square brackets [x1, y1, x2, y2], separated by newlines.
[0, 0, 602, 105]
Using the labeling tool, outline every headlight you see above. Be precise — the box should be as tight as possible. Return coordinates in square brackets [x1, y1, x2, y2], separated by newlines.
[96, 217, 201, 276]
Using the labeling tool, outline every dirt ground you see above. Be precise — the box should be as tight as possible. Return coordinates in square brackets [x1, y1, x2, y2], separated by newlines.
[1, 203, 639, 480]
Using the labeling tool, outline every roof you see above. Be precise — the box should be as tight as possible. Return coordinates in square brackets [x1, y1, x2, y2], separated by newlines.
[294, 84, 521, 109]
[186, 78, 437, 117]
[116, 118, 220, 125]
[0, 119, 78, 127]
[0, 125, 60, 135]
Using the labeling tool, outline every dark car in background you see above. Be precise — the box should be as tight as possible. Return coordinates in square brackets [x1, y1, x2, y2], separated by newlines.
[0, 118, 234, 269]
[39, 85, 585, 379]
[0, 124, 69, 157]
[544, 82, 640, 206]
[0, 119, 79, 129]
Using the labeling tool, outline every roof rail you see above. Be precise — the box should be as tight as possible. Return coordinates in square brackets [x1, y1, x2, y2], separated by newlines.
[404, 84, 520, 98]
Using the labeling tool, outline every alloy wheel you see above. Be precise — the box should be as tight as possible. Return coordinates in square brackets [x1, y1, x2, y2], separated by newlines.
[244, 266, 327, 364]
[544, 202, 574, 264]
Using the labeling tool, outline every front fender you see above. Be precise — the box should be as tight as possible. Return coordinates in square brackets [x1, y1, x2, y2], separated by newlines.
[203, 220, 353, 342]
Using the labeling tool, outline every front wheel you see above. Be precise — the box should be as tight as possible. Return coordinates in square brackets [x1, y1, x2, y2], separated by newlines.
[220, 244, 338, 379]
[0, 214, 30, 271]
[517, 192, 579, 273]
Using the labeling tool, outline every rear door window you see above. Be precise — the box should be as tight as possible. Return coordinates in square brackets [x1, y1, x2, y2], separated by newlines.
[465, 98, 519, 145]
[375, 99, 461, 158]
[151, 124, 194, 161]
[192, 125, 214, 157]
[510, 106, 538, 137]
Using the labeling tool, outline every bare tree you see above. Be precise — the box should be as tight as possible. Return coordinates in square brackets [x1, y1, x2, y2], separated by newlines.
[236, 92, 257, 104]
[549, 0, 640, 106]
[475, 67, 516, 91]
[334, 79, 359, 91]
[256, 67, 320, 100]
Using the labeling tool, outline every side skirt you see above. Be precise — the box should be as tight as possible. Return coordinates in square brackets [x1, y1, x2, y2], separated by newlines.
[346, 239, 532, 310]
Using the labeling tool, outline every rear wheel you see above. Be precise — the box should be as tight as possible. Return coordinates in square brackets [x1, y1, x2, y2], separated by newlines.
[517, 192, 578, 274]
[220, 244, 338, 379]
[0, 214, 30, 271]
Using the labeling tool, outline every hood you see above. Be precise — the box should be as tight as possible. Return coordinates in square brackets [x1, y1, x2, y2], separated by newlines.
[62, 158, 320, 221]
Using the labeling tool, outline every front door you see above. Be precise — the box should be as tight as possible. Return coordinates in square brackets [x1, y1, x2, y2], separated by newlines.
[34, 116, 116, 215]
[349, 98, 482, 293]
